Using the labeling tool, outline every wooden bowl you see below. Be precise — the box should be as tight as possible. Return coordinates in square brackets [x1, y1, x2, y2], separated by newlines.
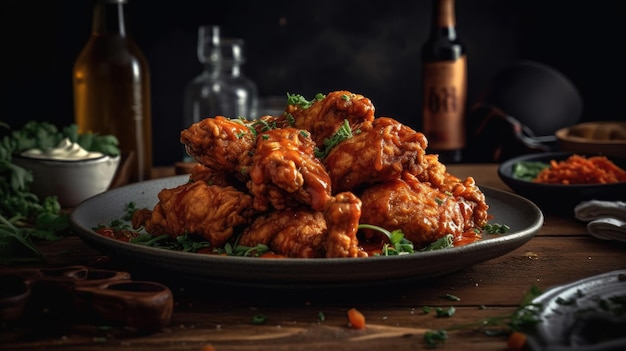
[556, 121, 626, 158]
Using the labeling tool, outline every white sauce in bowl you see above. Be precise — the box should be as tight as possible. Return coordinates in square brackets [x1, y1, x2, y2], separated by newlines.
[20, 138, 104, 161]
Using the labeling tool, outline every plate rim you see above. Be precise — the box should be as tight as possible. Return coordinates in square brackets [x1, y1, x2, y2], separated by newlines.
[526, 270, 626, 350]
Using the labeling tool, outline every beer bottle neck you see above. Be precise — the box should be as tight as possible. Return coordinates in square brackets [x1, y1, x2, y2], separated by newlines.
[92, 0, 128, 36]
[429, 0, 458, 41]
[433, 0, 456, 28]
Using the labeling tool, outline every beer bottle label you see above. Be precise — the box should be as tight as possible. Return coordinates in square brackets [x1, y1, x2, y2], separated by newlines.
[422, 56, 467, 150]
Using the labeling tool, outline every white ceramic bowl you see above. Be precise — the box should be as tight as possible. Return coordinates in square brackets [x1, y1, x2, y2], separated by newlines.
[13, 155, 120, 208]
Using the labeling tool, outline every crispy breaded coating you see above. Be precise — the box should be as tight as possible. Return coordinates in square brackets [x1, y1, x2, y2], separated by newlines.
[132, 180, 256, 248]
[238, 209, 327, 258]
[180, 116, 255, 179]
[248, 127, 332, 212]
[323, 192, 367, 258]
[360, 172, 489, 249]
[324, 117, 429, 193]
[287, 91, 375, 147]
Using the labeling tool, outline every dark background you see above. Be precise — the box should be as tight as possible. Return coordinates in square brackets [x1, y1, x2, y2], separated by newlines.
[1, 0, 623, 166]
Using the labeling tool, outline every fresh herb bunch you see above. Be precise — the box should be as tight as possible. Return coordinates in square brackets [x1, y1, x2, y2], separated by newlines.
[0, 121, 120, 264]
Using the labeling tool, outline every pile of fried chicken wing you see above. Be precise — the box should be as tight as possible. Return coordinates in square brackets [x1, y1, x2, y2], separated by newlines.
[132, 91, 490, 258]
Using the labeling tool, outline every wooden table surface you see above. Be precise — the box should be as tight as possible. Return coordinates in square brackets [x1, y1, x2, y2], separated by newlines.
[2, 164, 625, 351]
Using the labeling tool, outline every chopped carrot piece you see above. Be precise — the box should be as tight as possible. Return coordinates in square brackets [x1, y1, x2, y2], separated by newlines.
[347, 308, 366, 329]
[507, 331, 527, 351]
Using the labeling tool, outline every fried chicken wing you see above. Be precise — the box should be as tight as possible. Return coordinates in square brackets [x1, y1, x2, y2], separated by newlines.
[137, 90, 495, 259]
[189, 163, 247, 192]
[248, 127, 332, 212]
[324, 117, 429, 193]
[359, 172, 488, 249]
[238, 209, 327, 258]
[287, 91, 375, 147]
[415, 154, 489, 207]
[180, 116, 255, 178]
[132, 180, 256, 248]
[324, 192, 367, 258]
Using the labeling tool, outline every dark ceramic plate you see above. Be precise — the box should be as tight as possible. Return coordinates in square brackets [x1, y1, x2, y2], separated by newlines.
[498, 152, 626, 215]
[526, 270, 626, 351]
[71, 176, 543, 289]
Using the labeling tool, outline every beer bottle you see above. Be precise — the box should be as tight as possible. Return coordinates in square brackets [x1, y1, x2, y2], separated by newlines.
[73, 0, 152, 182]
[421, 0, 467, 163]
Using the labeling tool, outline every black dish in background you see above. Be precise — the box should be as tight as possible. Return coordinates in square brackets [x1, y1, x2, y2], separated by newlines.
[498, 152, 626, 216]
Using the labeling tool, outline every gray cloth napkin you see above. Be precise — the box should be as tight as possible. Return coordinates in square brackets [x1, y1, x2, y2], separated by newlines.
[574, 200, 626, 242]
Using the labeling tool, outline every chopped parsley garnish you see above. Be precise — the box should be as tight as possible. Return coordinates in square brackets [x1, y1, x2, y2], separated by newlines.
[483, 223, 511, 234]
[317, 311, 326, 322]
[435, 306, 456, 318]
[420, 234, 454, 251]
[442, 294, 461, 301]
[251, 315, 267, 324]
[424, 330, 447, 348]
[286, 92, 325, 109]
[359, 224, 414, 255]
[213, 241, 269, 257]
[314, 119, 359, 159]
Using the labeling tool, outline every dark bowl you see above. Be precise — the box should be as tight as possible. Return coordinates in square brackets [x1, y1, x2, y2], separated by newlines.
[498, 152, 626, 215]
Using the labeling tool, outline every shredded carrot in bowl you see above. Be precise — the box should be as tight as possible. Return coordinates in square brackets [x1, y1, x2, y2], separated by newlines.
[534, 154, 626, 185]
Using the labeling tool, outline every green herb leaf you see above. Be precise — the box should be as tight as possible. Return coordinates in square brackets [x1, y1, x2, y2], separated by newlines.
[483, 223, 511, 234]
[442, 294, 461, 301]
[286, 92, 324, 109]
[512, 161, 549, 181]
[424, 330, 447, 348]
[359, 224, 415, 255]
[435, 306, 456, 318]
[314, 119, 358, 159]
[251, 314, 267, 325]
[420, 234, 454, 251]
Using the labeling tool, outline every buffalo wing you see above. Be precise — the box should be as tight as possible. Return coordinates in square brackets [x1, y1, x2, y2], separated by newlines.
[323, 117, 429, 193]
[248, 127, 332, 212]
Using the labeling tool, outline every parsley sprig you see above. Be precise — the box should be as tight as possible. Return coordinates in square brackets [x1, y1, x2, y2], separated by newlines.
[314, 119, 360, 159]
[287, 92, 325, 109]
[358, 224, 414, 255]
[483, 223, 511, 234]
